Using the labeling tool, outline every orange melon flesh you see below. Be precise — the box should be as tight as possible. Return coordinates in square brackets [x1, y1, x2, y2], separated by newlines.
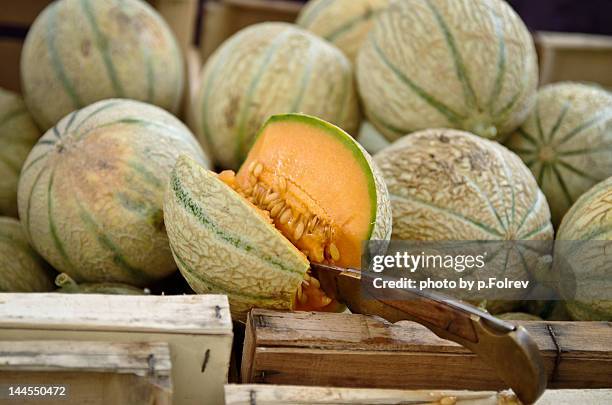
[221, 114, 378, 311]
[237, 117, 375, 268]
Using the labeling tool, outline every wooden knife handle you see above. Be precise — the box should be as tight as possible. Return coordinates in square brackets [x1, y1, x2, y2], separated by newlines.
[335, 271, 547, 404]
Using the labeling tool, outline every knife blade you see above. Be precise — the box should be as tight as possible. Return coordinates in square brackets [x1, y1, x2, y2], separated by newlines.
[310, 262, 547, 405]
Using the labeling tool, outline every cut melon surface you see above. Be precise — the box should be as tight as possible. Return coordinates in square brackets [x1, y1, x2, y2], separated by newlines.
[236, 114, 386, 268]
[164, 114, 391, 319]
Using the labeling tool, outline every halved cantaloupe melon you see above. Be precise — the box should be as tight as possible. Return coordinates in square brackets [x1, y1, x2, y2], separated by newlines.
[164, 114, 391, 319]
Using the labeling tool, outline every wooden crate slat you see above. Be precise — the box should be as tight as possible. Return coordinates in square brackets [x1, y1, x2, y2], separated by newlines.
[225, 384, 612, 405]
[0, 340, 171, 375]
[0, 293, 231, 334]
[242, 310, 612, 390]
[0, 340, 172, 405]
[536, 31, 612, 89]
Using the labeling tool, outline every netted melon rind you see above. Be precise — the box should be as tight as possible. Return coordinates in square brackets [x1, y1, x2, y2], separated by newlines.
[164, 155, 310, 320]
[0, 217, 55, 292]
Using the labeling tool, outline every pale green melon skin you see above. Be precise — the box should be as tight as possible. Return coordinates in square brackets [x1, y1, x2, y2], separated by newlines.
[0, 89, 41, 217]
[165, 114, 391, 320]
[505, 82, 612, 227]
[497, 312, 542, 321]
[358, 0, 538, 142]
[195, 22, 360, 170]
[21, 0, 184, 130]
[296, 0, 393, 63]
[374, 129, 553, 312]
[17, 99, 209, 287]
[555, 176, 612, 321]
[164, 155, 309, 321]
[0, 217, 55, 292]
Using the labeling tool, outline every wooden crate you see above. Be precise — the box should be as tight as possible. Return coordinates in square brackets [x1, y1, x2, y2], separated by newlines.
[0, 293, 233, 405]
[536, 31, 612, 89]
[149, 0, 199, 54]
[0, 340, 172, 404]
[0, 37, 23, 92]
[242, 310, 612, 391]
[225, 385, 612, 405]
[185, 45, 204, 132]
[199, 0, 303, 60]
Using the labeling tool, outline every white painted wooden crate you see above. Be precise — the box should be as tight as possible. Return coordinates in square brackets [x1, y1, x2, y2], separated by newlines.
[0, 293, 233, 405]
[0, 340, 172, 404]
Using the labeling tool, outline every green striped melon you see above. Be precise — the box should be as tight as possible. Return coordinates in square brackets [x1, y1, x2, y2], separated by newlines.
[524, 300, 570, 321]
[195, 22, 360, 169]
[358, 0, 538, 142]
[21, 0, 184, 130]
[374, 129, 553, 312]
[165, 114, 390, 320]
[497, 312, 542, 321]
[17, 99, 209, 287]
[296, 0, 393, 63]
[505, 82, 612, 227]
[55, 272, 146, 295]
[0, 89, 41, 217]
[165, 155, 310, 319]
[555, 176, 612, 321]
[0, 216, 55, 292]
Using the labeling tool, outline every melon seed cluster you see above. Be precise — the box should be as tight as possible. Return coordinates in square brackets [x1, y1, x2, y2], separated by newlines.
[220, 160, 341, 264]
[219, 160, 341, 310]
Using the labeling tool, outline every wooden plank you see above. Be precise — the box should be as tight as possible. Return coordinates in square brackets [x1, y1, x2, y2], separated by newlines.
[0, 0, 52, 26]
[149, 0, 198, 54]
[535, 31, 612, 89]
[1, 373, 170, 405]
[199, 0, 302, 60]
[225, 384, 612, 405]
[0, 293, 233, 405]
[184, 45, 203, 133]
[0, 293, 230, 334]
[0, 38, 23, 92]
[0, 340, 171, 405]
[242, 310, 612, 391]
[0, 341, 171, 375]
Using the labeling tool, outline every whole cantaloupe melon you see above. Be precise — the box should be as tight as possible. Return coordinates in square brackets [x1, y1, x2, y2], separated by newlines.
[555, 176, 612, 321]
[358, 0, 538, 141]
[0, 89, 41, 217]
[374, 129, 553, 313]
[195, 22, 360, 169]
[165, 114, 391, 319]
[296, 0, 393, 63]
[21, 0, 184, 130]
[17, 99, 209, 287]
[505, 82, 612, 226]
[0, 217, 55, 292]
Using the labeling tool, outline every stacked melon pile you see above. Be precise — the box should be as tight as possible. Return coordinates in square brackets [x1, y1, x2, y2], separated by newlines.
[295, 0, 610, 320]
[0, 0, 204, 295]
[1, 0, 610, 322]
[0, 0, 392, 321]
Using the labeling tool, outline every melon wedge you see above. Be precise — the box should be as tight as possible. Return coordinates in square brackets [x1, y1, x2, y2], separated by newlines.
[164, 114, 391, 319]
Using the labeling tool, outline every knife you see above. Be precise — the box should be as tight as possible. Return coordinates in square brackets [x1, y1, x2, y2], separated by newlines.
[310, 262, 547, 405]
